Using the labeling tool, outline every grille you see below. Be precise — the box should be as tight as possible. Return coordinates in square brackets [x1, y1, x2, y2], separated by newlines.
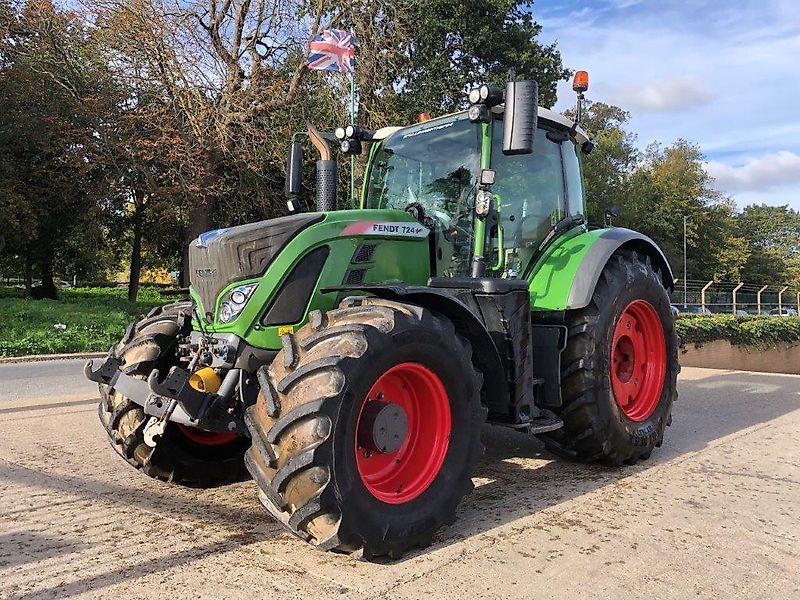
[343, 269, 367, 285]
[352, 243, 377, 264]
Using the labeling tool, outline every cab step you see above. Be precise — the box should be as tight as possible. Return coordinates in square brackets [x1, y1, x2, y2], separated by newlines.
[527, 409, 563, 434]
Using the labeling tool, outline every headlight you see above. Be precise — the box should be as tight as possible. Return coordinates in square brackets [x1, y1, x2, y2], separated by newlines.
[468, 103, 489, 123]
[218, 283, 257, 323]
[219, 302, 234, 322]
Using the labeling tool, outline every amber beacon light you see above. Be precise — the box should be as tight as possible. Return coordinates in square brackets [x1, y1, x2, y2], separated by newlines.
[572, 70, 589, 93]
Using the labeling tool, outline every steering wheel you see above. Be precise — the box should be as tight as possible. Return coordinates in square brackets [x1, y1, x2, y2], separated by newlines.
[405, 202, 436, 230]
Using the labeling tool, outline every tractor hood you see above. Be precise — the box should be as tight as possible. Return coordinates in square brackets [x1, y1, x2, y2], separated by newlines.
[188, 213, 323, 321]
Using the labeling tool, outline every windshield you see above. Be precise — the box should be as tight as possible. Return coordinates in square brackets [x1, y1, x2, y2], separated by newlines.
[366, 115, 481, 225]
[366, 115, 481, 276]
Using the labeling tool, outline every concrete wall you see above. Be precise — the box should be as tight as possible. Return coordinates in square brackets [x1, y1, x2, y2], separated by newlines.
[680, 340, 800, 375]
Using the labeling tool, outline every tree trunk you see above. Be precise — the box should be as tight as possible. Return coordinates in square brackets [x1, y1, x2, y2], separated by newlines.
[181, 148, 224, 287]
[24, 250, 33, 297]
[38, 257, 58, 300]
[181, 196, 217, 287]
[128, 211, 143, 302]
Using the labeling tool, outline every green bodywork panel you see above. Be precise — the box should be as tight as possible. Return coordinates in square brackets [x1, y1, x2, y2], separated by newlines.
[190, 209, 430, 351]
[527, 227, 609, 311]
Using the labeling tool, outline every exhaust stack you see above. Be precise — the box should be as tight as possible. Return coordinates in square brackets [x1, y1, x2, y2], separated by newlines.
[308, 124, 337, 212]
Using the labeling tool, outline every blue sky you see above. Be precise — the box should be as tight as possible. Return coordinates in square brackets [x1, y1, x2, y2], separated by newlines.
[536, 0, 800, 211]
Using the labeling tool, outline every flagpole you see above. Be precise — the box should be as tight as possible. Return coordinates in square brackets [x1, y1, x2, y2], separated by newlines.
[349, 72, 356, 208]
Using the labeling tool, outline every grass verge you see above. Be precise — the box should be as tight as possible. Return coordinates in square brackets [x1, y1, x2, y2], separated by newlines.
[0, 286, 170, 357]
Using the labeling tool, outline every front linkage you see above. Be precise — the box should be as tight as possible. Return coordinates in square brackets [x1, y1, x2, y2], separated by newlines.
[85, 336, 256, 444]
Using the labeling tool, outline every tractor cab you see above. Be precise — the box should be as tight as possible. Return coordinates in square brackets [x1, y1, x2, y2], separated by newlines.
[363, 107, 590, 279]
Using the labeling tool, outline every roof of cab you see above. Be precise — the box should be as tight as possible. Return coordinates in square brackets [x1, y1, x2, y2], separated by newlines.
[372, 106, 590, 146]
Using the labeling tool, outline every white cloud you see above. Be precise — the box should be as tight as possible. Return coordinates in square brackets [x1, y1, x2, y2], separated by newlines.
[605, 75, 713, 113]
[723, 185, 800, 211]
[539, 0, 800, 210]
[705, 151, 800, 192]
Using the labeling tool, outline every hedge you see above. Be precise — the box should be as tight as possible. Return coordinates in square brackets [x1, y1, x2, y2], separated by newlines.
[675, 314, 800, 349]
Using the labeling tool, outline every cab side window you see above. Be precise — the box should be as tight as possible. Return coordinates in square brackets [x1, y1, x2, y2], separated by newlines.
[562, 142, 585, 217]
[491, 125, 566, 248]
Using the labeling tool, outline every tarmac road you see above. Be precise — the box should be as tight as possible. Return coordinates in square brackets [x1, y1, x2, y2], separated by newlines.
[0, 360, 799, 599]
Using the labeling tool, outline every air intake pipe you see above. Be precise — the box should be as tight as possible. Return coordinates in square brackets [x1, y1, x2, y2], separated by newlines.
[308, 124, 337, 212]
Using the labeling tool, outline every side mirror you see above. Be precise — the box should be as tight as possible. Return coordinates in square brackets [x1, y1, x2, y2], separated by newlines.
[604, 205, 622, 227]
[285, 139, 303, 203]
[503, 79, 538, 155]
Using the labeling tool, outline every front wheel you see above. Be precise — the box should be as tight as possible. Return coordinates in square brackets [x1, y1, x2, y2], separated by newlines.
[244, 297, 485, 559]
[540, 249, 679, 465]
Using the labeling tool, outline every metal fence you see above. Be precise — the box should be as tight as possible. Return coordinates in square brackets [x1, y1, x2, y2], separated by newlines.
[670, 279, 800, 315]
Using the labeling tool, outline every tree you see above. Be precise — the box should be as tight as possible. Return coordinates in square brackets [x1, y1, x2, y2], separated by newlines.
[0, 1, 121, 297]
[338, 0, 569, 130]
[568, 101, 639, 223]
[3, 0, 571, 296]
[737, 204, 800, 285]
[90, 0, 341, 283]
[395, 0, 568, 117]
[622, 141, 749, 282]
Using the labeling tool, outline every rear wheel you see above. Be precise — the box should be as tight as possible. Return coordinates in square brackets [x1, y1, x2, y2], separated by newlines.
[98, 303, 249, 487]
[540, 250, 679, 465]
[245, 297, 485, 559]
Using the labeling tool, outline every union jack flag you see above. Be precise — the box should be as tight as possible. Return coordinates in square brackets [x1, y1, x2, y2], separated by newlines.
[307, 29, 355, 73]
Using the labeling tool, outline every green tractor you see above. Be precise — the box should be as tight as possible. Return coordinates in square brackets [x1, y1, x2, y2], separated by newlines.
[86, 72, 678, 559]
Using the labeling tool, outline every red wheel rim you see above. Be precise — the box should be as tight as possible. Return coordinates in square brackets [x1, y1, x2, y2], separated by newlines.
[176, 424, 238, 446]
[355, 362, 451, 504]
[610, 299, 667, 422]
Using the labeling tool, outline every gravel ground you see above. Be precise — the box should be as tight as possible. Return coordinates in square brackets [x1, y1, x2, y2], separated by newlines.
[1, 361, 798, 599]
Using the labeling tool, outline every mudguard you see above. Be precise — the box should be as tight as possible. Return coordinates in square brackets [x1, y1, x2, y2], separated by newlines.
[528, 227, 674, 312]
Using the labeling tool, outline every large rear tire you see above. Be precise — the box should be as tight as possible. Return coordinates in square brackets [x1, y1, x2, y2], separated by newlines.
[98, 302, 250, 487]
[245, 297, 485, 559]
[540, 249, 679, 465]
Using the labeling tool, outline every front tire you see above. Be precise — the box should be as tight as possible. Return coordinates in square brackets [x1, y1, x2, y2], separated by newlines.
[98, 303, 250, 487]
[245, 297, 485, 559]
[541, 249, 679, 465]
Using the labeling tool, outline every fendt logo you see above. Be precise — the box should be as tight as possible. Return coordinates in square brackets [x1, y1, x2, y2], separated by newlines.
[371, 223, 425, 235]
[340, 221, 430, 238]
[195, 268, 217, 278]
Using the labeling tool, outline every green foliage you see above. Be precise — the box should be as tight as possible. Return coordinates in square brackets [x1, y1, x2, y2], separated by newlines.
[578, 103, 756, 283]
[568, 101, 638, 223]
[0, 3, 119, 292]
[0, 286, 168, 357]
[393, 0, 569, 116]
[1, 0, 570, 293]
[736, 204, 800, 286]
[622, 142, 749, 282]
[676, 314, 800, 349]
